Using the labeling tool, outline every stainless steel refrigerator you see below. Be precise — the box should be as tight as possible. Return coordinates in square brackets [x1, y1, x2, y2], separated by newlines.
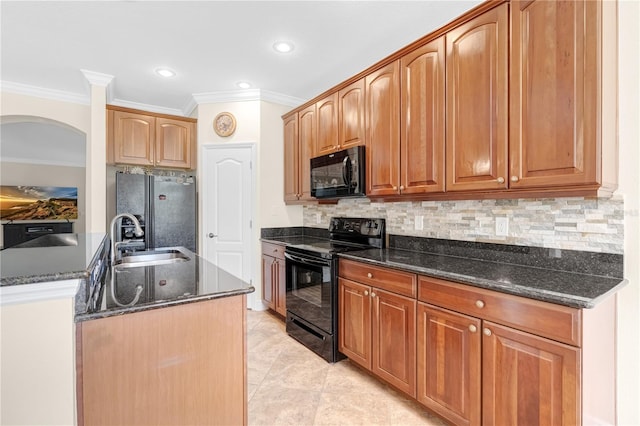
[115, 172, 197, 252]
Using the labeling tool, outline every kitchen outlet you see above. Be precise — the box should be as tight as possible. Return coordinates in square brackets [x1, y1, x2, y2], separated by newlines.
[315, 213, 322, 224]
[495, 217, 509, 236]
[415, 215, 424, 231]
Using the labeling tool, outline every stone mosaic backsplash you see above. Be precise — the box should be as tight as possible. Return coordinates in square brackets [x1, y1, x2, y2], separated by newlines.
[303, 196, 625, 254]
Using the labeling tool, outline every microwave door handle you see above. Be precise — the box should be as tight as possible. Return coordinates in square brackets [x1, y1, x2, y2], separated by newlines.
[342, 157, 352, 190]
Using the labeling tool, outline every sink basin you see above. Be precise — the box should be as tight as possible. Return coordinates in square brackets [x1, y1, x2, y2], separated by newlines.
[114, 249, 190, 268]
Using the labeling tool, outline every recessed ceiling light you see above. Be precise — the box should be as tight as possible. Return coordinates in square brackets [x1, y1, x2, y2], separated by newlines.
[273, 41, 294, 53]
[155, 68, 176, 78]
[236, 81, 251, 89]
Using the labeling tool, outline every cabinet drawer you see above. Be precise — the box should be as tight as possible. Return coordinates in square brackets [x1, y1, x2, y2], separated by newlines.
[418, 276, 581, 346]
[261, 242, 285, 260]
[340, 259, 416, 298]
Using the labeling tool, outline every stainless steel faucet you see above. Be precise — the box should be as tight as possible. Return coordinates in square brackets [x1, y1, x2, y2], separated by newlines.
[109, 213, 144, 264]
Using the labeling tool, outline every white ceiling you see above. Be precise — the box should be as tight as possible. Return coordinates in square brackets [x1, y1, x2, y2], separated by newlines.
[1, 0, 482, 116]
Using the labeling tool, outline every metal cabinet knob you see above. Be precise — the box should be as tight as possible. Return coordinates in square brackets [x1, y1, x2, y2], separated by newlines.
[371, 292, 376, 298]
[399, 185, 405, 191]
[511, 176, 519, 183]
[364, 290, 369, 296]
[208, 233, 217, 238]
[475, 300, 485, 309]
[367, 272, 373, 278]
[483, 328, 492, 337]
[469, 324, 477, 333]
[497, 177, 505, 184]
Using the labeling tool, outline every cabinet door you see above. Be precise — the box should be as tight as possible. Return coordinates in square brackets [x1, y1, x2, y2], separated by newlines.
[417, 303, 481, 426]
[446, 4, 508, 192]
[366, 61, 401, 196]
[338, 78, 366, 150]
[113, 111, 155, 166]
[400, 37, 446, 194]
[298, 104, 316, 201]
[155, 117, 193, 169]
[275, 259, 286, 316]
[371, 288, 416, 397]
[315, 93, 339, 155]
[510, 0, 598, 189]
[283, 114, 300, 202]
[483, 321, 580, 426]
[261, 254, 275, 310]
[338, 278, 372, 370]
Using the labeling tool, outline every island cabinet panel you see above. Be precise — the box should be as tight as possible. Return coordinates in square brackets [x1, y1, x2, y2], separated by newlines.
[482, 321, 580, 426]
[113, 110, 156, 166]
[445, 3, 508, 192]
[417, 303, 481, 426]
[365, 61, 401, 197]
[509, 0, 598, 189]
[400, 36, 446, 195]
[298, 104, 316, 201]
[283, 113, 300, 202]
[338, 78, 366, 151]
[315, 93, 339, 156]
[78, 296, 247, 426]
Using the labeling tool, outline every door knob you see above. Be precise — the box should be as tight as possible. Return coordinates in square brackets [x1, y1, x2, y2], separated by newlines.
[208, 233, 218, 238]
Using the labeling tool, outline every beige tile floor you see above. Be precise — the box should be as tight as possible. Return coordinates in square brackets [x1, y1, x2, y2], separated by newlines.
[246, 309, 447, 426]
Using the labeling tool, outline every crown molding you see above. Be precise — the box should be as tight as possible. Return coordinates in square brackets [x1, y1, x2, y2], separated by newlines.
[191, 89, 305, 108]
[0, 80, 89, 105]
[80, 69, 114, 87]
[108, 98, 187, 117]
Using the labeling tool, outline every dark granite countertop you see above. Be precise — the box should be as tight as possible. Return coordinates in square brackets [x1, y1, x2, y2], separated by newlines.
[0, 233, 109, 286]
[75, 247, 255, 322]
[339, 248, 625, 309]
[260, 228, 625, 309]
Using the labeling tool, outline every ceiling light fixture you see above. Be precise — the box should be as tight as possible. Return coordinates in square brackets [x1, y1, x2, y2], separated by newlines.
[155, 68, 176, 78]
[273, 41, 294, 54]
[236, 81, 251, 89]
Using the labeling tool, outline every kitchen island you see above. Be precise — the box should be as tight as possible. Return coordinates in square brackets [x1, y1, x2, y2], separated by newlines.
[1, 234, 254, 426]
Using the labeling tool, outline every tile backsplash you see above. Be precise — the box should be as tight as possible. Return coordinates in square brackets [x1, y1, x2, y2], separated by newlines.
[303, 196, 624, 254]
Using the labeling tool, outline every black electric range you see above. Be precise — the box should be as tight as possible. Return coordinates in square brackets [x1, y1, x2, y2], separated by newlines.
[284, 217, 385, 362]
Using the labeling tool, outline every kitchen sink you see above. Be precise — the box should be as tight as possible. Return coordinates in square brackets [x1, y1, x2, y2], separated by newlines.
[114, 248, 190, 268]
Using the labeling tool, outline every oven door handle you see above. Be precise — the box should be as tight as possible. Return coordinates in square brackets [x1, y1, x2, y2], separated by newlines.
[284, 252, 330, 267]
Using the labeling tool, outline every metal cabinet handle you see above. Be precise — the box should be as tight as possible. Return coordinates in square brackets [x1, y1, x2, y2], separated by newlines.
[497, 177, 505, 184]
[371, 292, 376, 298]
[469, 324, 477, 333]
[511, 176, 519, 183]
[208, 233, 217, 238]
[399, 185, 405, 191]
[367, 272, 373, 279]
[392, 186, 398, 191]
[364, 290, 369, 296]
[483, 328, 492, 336]
[475, 300, 485, 309]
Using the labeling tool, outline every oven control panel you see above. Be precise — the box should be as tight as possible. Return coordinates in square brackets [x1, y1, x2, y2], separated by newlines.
[329, 217, 385, 239]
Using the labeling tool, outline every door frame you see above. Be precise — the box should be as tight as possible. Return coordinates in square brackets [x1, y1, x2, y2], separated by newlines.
[200, 142, 257, 308]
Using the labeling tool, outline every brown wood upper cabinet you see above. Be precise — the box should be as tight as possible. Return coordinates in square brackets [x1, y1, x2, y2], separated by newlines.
[400, 36, 446, 195]
[108, 106, 196, 170]
[338, 78, 366, 151]
[315, 93, 339, 155]
[365, 61, 401, 197]
[445, 3, 509, 192]
[509, 0, 615, 193]
[283, 109, 314, 204]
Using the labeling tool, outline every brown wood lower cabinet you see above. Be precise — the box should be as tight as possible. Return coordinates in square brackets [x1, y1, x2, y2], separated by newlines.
[339, 260, 416, 397]
[338, 259, 616, 426]
[76, 296, 247, 426]
[261, 242, 286, 316]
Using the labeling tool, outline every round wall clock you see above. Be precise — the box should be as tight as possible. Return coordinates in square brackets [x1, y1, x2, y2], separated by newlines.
[213, 112, 237, 137]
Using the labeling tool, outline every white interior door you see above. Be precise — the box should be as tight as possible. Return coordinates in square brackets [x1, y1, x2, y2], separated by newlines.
[201, 143, 255, 295]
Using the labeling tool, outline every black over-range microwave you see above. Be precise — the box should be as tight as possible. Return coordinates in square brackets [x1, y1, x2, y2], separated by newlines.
[310, 146, 365, 199]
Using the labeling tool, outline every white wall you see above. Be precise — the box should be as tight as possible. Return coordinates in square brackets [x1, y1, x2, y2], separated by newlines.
[616, 1, 640, 423]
